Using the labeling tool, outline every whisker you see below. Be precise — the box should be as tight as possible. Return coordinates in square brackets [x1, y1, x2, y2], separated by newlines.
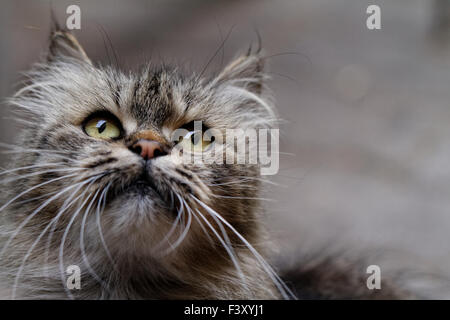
[0, 172, 80, 217]
[162, 196, 192, 254]
[0, 167, 84, 185]
[198, 25, 235, 80]
[0, 143, 77, 156]
[192, 207, 250, 293]
[10, 177, 100, 299]
[212, 176, 280, 186]
[1, 150, 79, 161]
[13, 190, 59, 206]
[95, 183, 118, 275]
[0, 145, 82, 165]
[80, 186, 111, 292]
[44, 182, 91, 277]
[59, 177, 103, 300]
[184, 199, 214, 245]
[1, 176, 88, 260]
[192, 196, 296, 300]
[153, 193, 184, 254]
[207, 179, 259, 187]
[0, 162, 68, 177]
[211, 194, 276, 202]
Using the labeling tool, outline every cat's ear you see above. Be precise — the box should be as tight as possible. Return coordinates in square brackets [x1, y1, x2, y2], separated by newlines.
[47, 19, 92, 65]
[214, 49, 266, 95]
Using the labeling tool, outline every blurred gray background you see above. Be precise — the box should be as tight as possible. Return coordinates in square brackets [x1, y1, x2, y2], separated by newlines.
[2, 0, 450, 296]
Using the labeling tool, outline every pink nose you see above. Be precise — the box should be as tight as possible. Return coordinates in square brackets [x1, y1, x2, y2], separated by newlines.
[131, 139, 165, 160]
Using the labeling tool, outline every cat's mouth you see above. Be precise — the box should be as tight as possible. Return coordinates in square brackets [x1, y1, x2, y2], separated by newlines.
[124, 174, 161, 196]
[110, 168, 171, 210]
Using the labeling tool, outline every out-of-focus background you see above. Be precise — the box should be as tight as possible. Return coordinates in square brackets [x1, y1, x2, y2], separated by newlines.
[2, 0, 450, 297]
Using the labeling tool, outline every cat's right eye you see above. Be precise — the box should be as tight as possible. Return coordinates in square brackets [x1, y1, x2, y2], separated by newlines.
[178, 130, 213, 153]
[83, 113, 122, 140]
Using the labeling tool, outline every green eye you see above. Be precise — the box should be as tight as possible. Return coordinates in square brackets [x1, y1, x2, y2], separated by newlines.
[179, 131, 213, 152]
[83, 115, 121, 139]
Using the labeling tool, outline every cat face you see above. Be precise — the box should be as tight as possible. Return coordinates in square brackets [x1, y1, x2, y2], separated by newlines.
[7, 30, 276, 273]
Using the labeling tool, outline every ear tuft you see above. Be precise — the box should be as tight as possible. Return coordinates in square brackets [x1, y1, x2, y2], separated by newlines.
[214, 50, 266, 95]
[47, 19, 91, 64]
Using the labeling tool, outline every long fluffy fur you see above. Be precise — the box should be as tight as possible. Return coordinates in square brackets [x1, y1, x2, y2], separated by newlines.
[0, 28, 413, 300]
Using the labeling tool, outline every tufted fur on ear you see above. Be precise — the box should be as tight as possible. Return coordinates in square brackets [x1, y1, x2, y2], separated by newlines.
[47, 20, 91, 65]
[213, 49, 266, 95]
[206, 48, 277, 128]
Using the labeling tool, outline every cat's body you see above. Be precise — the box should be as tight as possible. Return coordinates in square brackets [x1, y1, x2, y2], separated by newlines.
[0, 27, 409, 299]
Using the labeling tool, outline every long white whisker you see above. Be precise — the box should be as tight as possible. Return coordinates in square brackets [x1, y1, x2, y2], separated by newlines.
[0, 145, 83, 165]
[184, 200, 214, 245]
[44, 177, 96, 274]
[192, 207, 249, 293]
[0, 174, 82, 258]
[59, 177, 102, 299]
[13, 190, 59, 206]
[192, 196, 296, 300]
[0, 142, 76, 155]
[95, 182, 118, 273]
[211, 194, 275, 202]
[0, 162, 68, 177]
[44, 192, 86, 277]
[18, 188, 86, 288]
[1, 167, 83, 185]
[153, 193, 184, 253]
[208, 176, 280, 187]
[192, 200, 238, 264]
[10, 177, 99, 299]
[0, 173, 79, 216]
[0, 151, 77, 159]
[80, 187, 110, 291]
[162, 195, 192, 254]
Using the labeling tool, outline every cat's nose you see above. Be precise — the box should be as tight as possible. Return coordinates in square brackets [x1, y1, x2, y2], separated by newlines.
[130, 139, 166, 160]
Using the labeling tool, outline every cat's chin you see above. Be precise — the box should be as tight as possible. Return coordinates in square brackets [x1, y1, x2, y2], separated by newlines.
[122, 181, 162, 200]
[110, 174, 170, 209]
[103, 192, 181, 256]
[103, 176, 180, 240]
[109, 184, 172, 219]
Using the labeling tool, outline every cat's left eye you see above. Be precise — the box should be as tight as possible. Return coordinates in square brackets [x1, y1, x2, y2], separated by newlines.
[83, 113, 122, 139]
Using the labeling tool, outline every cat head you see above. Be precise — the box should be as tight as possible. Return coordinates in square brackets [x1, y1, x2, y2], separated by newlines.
[6, 28, 279, 290]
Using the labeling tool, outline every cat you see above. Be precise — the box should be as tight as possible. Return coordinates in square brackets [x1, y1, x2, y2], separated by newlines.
[0, 25, 410, 299]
